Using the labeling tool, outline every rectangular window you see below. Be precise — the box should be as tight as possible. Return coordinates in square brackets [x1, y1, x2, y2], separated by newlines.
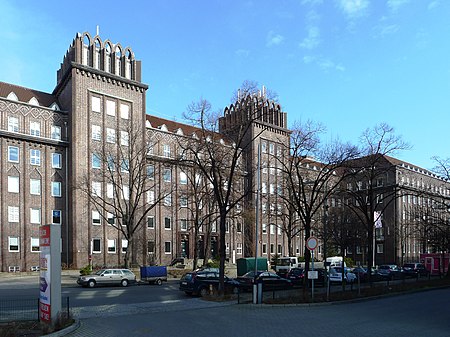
[8, 146, 19, 162]
[269, 143, 274, 155]
[261, 141, 267, 153]
[30, 179, 41, 195]
[52, 153, 62, 168]
[147, 190, 155, 204]
[92, 239, 101, 253]
[164, 217, 171, 229]
[163, 144, 171, 158]
[92, 125, 101, 141]
[30, 121, 40, 136]
[92, 182, 101, 197]
[8, 116, 19, 132]
[8, 206, 19, 223]
[262, 223, 267, 234]
[107, 156, 115, 171]
[31, 237, 40, 252]
[163, 168, 171, 182]
[51, 182, 62, 197]
[164, 241, 171, 254]
[106, 128, 116, 143]
[92, 96, 101, 113]
[262, 243, 267, 254]
[376, 194, 384, 204]
[122, 185, 129, 200]
[107, 184, 114, 198]
[120, 131, 129, 146]
[9, 236, 19, 252]
[270, 224, 275, 235]
[120, 103, 129, 119]
[8, 176, 19, 193]
[237, 243, 242, 255]
[92, 210, 101, 225]
[377, 244, 384, 254]
[121, 160, 129, 173]
[51, 125, 61, 140]
[52, 210, 61, 224]
[122, 240, 128, 253]
[147, 240, 155, 254]
[107, 212, 115, 225]
[277, 244, 282, 254]
[147, 216, 155, 229]
[147, 165, 155, 179]
[30, 149, 41, 166]
[180, 219, 188, 231]
[92, 153, 101, 169]
[106, 100, 116, 116]
[270, 244, 274, 254]
[107, 239, 116, 253]
[180, 171, 187, 184]
[30, 208, 41, 224]
[180, 195, 188, 207]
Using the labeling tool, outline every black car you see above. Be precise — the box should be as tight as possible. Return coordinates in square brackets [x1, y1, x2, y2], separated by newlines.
[402, 263, 429, 278]
[236, 271, 293, 291]
[377, 264, 404, 280]
[179, 270, 239, 296]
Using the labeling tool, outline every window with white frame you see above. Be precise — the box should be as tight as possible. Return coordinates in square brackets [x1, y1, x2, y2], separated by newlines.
[8, 116, 19, 132]
[164, 194, 172, 206]
[270, 244, 274, 254]
[30, 179, 41, 195]
[269, 143, 274, 155]
[92, 96, 101, 113]
[122, 185, 129, 200]
[147, 240, 155, 254]
[30, 208, 41, 224]
[147, 190, 155, 204]
[9, 236, 19, 252]
[226, 242, 230, 254]
[180, 195, 188, 207]
[107, 212, 115, 225]
[376, 194, 383, 204]
[30, 149, 41, 166]
[237, 243, 242, 254]
[92, 125, 101, 141]
[92, 238, 101, 253]
[278, 244, 282, 254]
[51, 125, 61, 140]
[107, 183, 114, 198]
[30, 121, 40, 136]
[107, 155, 115, 171]
[180, 219, 188, 231]
[376, 244, 384, 254]
[51, 182, 62, 197]
[121, 159, 129, 173]
[106, 128, 116, 143]
[163, 144, 171, 158]
[8, 146, 19, 163]
[107, 239, 116, 253]
[269, 184, 274, 194]
[179, 171, 187, 184]
[92, 153, 101, 169]
[164, 241, 171, 254]
[92, 182, 101, 197]
[262, 183, 267, 194]
[163, 168, 171, 182]
[92, 210, 101, 225]
[120, 131, 129, 146]
[270, 224, 275, 235]
[52, 153, 62, 168]
[147, 216, 154, 229]
[31, 237, 40, 252]
[8, 206, 19, 223]
[8, 176, 19, 193]
[121, 240, 128, 253]
[261, 141, 267, 153]
[106, 100, 116, 116]
[120, 103, 129, 119]
[164, 217, 171, 229]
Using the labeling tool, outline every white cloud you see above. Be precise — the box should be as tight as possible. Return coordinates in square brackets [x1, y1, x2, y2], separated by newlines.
[335, 0, 370, 18]
[373, 23, 400, 38]
[266, 31, 285, 47]
[387, 0, 410, 12]
[299, 26, 321, 50]
[302, 55, 316, 64]
[302, 55, 345, 72]
[427, 0, 440, 10]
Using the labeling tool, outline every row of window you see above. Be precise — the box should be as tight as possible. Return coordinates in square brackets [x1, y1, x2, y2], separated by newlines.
[261, 140, 282, 156]
[7, 208, 62, 224]
[6, 117, 62, 139]
[7, 148, 62, 168]
[7, 176, 62, 196]
[92, 126, 129, 145]
[91, 97, 130, 119]
[261, 223, 282, 235]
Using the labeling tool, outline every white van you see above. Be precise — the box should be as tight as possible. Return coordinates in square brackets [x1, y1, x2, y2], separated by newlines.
[326, 256, 347, 268]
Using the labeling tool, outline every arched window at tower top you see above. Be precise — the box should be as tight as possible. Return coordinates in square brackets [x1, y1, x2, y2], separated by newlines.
[94, 39, 101, 70]
[82, 35, 90, 66]
[115, 46, 122, 76]
[105, 42, 112, 73]
[125, 49, 133, 79]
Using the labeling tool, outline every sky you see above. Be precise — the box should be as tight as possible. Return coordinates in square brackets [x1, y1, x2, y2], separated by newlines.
[1, 0, 449, 171]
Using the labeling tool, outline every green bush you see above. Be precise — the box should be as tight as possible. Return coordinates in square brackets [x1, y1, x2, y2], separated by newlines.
[79, 265, 92, 276]
[206, 259, 220, 268]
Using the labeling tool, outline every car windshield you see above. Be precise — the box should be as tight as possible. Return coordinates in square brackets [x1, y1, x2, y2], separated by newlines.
[181, 273, 194, 281]
[403, 264, 414, 268]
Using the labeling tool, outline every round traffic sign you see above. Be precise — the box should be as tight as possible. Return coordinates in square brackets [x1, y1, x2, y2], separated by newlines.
[306, 236, 318, 251]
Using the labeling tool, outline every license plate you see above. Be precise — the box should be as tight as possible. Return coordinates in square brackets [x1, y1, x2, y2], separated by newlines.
[182, 282, 187, 285]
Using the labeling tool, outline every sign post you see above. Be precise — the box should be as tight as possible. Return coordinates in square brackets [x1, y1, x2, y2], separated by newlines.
[39, 224, 61, 328]
[306, 236, 318, 303]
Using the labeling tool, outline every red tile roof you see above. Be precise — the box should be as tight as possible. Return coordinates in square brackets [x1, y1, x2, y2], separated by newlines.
[0, 81, 57, 107]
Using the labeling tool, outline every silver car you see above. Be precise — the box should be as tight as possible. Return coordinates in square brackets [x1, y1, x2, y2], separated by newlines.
[77, 268, 136, 288]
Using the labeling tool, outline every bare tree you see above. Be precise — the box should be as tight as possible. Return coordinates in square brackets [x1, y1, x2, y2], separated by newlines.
[77, 120, 166, 268]
[276, 120, 359, 288]
[341, 123, 410, 281]
[231, 80, 279, 103]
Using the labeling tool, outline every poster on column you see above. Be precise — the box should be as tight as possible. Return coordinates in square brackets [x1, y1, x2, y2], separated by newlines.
[39, 225, 51, 323]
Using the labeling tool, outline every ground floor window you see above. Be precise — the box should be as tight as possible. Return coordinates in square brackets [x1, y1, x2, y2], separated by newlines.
[92, 238, 101, 253]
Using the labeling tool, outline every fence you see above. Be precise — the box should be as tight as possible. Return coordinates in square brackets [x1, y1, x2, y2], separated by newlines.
[0, 297, 70, 323]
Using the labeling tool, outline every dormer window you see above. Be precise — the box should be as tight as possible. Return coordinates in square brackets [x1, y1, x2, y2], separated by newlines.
[160, 124, 168, 132]
[28, 97, 39, 106]
[50, 103, 60, 111]
[7, 92, 18, 101]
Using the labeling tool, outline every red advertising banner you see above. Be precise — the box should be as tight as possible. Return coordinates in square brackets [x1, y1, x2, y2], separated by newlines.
[39, 302, 51, 323]
[39, 225, 50, 247]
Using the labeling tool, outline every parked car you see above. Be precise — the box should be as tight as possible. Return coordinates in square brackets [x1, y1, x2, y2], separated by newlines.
[77, 268, 137, 288]
[329, 267, 357, 284]
[179, 270, 239, 296]
[377, 264, 403, 280]
[402, 263, 430, 278]
[236, 271, 293, 291]
[286, 268, 305, 286]
[352, 266, 369, 282]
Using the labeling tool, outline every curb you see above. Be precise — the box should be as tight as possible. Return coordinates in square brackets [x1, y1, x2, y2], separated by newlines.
[44, 319, 81, 337]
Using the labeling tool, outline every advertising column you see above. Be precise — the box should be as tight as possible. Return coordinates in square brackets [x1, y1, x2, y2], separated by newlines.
[39, 224, 61, 326]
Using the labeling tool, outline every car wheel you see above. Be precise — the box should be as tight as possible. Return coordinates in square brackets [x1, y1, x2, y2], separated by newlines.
[121, 279, 129, 287]
[155, 279, 162, 286]
[199, 287, 209, 297]
[88, 280, 96, 288]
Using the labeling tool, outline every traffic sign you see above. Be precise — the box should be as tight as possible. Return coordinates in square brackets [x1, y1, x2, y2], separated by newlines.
[306, 236, 318, 251]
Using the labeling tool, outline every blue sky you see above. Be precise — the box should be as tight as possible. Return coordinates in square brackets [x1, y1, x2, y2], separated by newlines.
[1, 0, 449, 170]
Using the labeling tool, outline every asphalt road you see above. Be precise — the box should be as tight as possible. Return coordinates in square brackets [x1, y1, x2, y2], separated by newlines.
[65, 287, 450, 337]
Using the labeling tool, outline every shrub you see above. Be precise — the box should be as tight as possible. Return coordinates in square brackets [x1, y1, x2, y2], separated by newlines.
[79, 265, 92, 276]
